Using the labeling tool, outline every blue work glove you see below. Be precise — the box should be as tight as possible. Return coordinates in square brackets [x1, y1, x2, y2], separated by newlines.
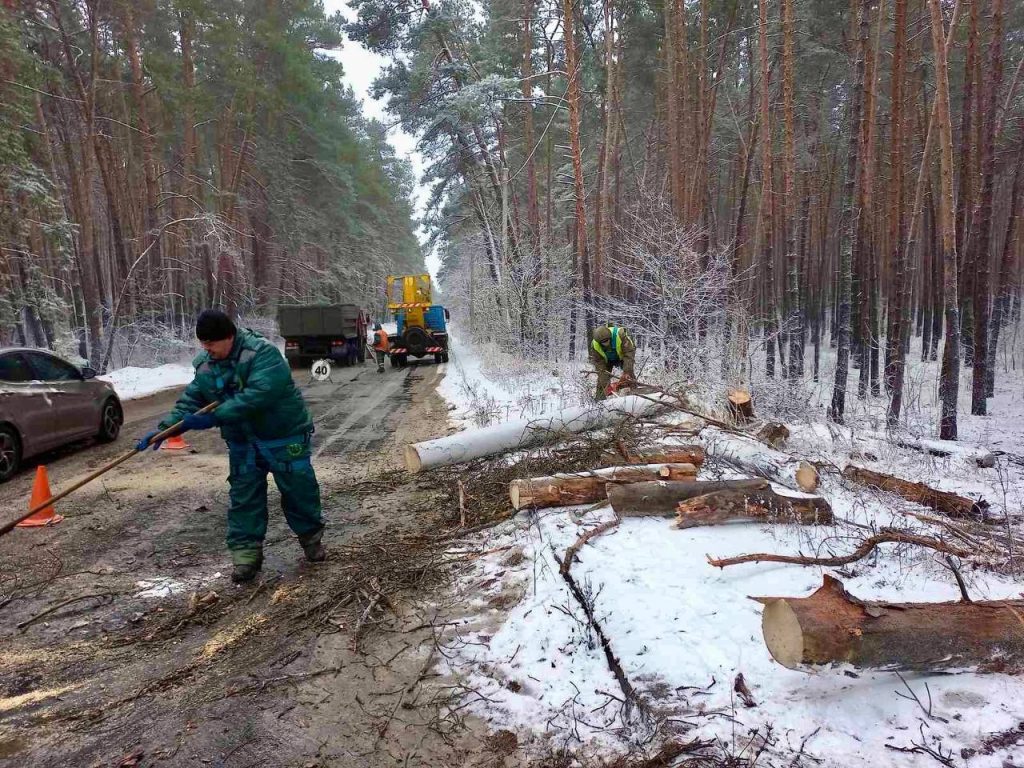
[182, 412, 218, 431]
[136, 430, 164, 452]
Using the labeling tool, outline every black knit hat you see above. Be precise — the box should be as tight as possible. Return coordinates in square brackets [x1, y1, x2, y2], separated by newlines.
[195, 309, 237, 342]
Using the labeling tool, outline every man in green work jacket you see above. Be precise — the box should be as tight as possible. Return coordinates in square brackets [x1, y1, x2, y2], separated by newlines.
[137, 309, 325, 583]
[589, 323, 637, 401]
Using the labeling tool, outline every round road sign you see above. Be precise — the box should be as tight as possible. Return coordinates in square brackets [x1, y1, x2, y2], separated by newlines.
[310, 359, 332, 381]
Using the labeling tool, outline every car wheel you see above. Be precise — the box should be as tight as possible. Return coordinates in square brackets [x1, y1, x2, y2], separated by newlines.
[97, 398, 123, 443]
[0, 425, 21, 483]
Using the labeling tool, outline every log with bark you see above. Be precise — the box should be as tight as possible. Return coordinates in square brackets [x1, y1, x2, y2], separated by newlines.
[404, 394, 670, 473]
[675, 489, 833, 529]
[756, 575, 1024, 671]
[701, 427, 819, 492]
[510, 463, 698, 511]
[843, 465, 990, 521]
[607, 479, 771, 517]
[599, 445, 705, 468]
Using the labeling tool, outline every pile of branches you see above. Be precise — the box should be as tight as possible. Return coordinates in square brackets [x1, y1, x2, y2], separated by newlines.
[428, 417, 651, 531]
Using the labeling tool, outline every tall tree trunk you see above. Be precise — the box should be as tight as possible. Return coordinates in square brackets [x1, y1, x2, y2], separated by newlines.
[886, 0, 909, 423]
[563, 0, 591, 328]
[829, 0, 870, 423]
[970, 0, 1002, 415]
[757, 0, 776, 379]
[782, 0, 800, 379]
[928, 0, 962, 440]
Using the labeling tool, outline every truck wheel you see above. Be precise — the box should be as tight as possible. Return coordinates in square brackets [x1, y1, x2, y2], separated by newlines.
[441, 352, 449, 363]
[434, 353, 442, 364]
[398, 354, 408, 368]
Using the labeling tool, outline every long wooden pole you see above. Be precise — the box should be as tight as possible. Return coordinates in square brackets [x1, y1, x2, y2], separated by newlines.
[0, 401, 219, 537]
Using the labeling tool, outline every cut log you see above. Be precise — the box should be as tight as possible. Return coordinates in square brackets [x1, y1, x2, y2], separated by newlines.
[701, 427, 819, 492]
[867, 433, 997, 468]
[404, 394, 670, 473]
[600, 445, 705, 468]
[727, 389, 754, 424]
[842, 465, 990, 520]
[674, 489, 833, 529]
[756, 575, 1024, 671]
[510, 463, 698, 511]
[607, 479, 770, 517]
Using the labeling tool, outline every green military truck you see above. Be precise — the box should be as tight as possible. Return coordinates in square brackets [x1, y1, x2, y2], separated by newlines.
[277, 304, 369, 368]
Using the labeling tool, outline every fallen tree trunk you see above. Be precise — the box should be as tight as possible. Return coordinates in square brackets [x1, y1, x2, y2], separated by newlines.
[867, 433, 997, 468]
[842, 465, 990, 521]
[756, 575, 1024, 670]
[600, 445, 705, 468]
[607, 479, 770, 517]
[404, 394, 669, 473]
[510, 463, 698, 511]
[701, 427, 819, 492]
[675, 489, 833, 529]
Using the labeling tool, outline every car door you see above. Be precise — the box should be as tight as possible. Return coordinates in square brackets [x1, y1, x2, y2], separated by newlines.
[0, 351, 59, 456]
[24, 352, 96, 443]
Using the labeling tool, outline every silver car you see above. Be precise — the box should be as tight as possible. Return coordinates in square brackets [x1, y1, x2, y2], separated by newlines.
[0, 348, 123, 482]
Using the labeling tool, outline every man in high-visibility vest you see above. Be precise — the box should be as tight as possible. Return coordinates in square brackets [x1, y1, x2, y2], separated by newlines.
[371, 323, 389, 373]
[589, 324, 636, 401]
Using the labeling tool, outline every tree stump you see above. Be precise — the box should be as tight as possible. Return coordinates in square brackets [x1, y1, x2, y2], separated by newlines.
[727, 389, 754, 424]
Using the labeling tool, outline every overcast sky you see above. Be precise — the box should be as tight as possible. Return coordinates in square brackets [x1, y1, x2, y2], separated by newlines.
[319, 1, 438, 278]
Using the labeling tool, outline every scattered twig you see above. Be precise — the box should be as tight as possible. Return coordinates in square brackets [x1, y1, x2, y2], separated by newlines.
[17, 592, 116, 630]
[944, 555, 972, 603]
[708, 530, 973, 569]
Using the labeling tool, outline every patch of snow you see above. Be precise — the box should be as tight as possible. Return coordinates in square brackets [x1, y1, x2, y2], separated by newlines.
[134, 571, 223, 599]
[134, 577, 189, 599]
[100, 363, 194, 400]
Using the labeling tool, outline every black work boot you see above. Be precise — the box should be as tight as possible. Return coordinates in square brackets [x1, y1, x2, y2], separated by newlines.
[299, 529, 327, 562]
[231, 551, 263, 583]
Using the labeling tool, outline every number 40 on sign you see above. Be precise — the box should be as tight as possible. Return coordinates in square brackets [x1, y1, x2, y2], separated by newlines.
[311, 359, 332, 381]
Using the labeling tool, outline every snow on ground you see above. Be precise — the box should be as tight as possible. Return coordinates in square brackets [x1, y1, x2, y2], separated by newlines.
[440, 328, 592, 429]
[435, 334, 1024, 765]
[99, 363, 194, 400]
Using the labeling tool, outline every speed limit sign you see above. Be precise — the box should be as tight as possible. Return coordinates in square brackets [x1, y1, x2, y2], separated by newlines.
[310, 359, 332, 382]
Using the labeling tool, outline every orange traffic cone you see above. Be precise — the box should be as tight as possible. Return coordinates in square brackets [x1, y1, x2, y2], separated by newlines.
[162, 434, 189, 451]
[17, 466, 63, 527]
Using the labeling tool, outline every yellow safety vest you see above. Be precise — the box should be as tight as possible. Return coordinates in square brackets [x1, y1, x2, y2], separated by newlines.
[592, 326, 623, 363]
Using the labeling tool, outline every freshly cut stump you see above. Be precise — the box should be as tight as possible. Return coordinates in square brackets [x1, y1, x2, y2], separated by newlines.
[728, 389, 754, 424]
[674, 489, 833, 529]
[509, 463, 698, 511]
[757, 575, 1024, 670]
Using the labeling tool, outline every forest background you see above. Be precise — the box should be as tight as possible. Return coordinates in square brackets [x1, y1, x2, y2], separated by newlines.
[3, 0, 1024, 438]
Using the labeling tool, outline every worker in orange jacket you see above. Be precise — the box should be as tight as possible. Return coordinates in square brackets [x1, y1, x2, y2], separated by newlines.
[372, 323, 389, 373]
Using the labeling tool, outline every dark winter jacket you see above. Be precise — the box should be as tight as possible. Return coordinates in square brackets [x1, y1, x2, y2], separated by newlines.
[160, 329, 313, 444]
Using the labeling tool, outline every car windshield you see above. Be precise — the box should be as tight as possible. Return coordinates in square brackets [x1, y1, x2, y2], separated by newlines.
[0, 353, 33, 383]
[25, 352, 81, 382]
